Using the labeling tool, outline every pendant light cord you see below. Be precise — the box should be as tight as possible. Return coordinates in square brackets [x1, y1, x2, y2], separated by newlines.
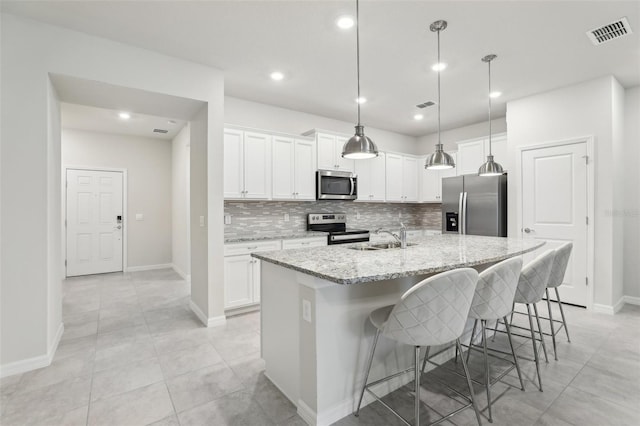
[436, 28, 441, 145]
[356, 0, 361, 126]
[488, 58, 492, 156]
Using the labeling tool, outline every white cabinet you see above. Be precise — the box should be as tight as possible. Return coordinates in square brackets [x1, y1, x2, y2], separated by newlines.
[354, 152, 386, 202]
[272, 136, 316, 200]
[282, 237, 327, 249]
[316, 132, 354, 172]
[224, 240, 281, 310]
[456, 134, 507, 176]
[224, 128, 272, 199]
[420, 152, 457, 202]
[386, 153, 419, 202]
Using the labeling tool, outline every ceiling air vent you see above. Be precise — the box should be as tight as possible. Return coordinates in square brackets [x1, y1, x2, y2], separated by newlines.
[416, 101, 436, 109]
[587, 17, 632, 45]
[153, 128, 169, 134]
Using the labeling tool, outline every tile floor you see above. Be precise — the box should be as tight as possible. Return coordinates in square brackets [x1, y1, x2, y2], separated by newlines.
[0, 268, 638, 426]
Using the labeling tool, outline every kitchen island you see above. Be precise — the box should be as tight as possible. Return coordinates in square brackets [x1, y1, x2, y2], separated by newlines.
[252, 234, 544, 426]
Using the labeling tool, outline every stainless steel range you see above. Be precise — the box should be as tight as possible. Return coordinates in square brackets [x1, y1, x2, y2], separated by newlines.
[307, 213, 370, 245]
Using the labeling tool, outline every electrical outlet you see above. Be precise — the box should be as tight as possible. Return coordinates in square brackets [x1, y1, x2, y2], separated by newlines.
[224, 215, 231, 225]
[398, 212, 402, 218]
[302, 299, 312, 323]
[356, 210, 360, 220]
[135, 213, 144, 221]
[284, 213, 290, 222]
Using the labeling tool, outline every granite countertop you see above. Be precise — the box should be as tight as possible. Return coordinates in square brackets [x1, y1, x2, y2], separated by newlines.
[224, 230, 328, 244]
[252, 234, 545, 285]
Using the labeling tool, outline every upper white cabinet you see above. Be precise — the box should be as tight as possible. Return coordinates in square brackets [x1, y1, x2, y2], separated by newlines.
[272, 136, 316, 200]
[386, 153, 419, 202]
[315, 132, 354, 172]
[224, 128, 272, 199]
[420, 152, 457, 202]
[456, 133, 507, 176]
[354, 152, 386, 202]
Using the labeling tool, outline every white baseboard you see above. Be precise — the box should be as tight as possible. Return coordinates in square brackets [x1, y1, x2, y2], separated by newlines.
[126, 263, 173, 272]
[225, 304, 260, 317]
[592, 303, 614, 315]
[297, 400, 318, 426]
[613, 297, 626, 314]
[0, 322, 64, 378]
[189, 300, 227, 327]
[171, 263, 191, 282]
[623, 295, 640, 306]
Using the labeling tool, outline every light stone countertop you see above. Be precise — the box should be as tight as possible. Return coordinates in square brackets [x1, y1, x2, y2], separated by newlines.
[252, 234, 545, 285]
[224, 230, 328, 244]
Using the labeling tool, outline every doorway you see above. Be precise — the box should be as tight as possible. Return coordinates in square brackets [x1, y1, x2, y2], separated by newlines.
[65, 168, 125, 276]
[520, 140, 592, 307]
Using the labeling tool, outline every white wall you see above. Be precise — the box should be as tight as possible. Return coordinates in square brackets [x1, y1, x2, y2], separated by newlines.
[225, 96, 420, 155]
[624, 86, 640, 299]
[506, 75, 623, 310]
[62, 128, 173, 269]
[1, 13, 224, 373]
[172, 124, 191, 279]
[417, 117, 507, 154]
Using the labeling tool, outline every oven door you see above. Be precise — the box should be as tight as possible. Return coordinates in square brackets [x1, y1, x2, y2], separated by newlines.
[317, 170, 357, 200]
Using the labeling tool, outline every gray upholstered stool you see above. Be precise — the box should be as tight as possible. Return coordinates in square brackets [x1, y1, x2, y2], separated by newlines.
[512, 249, 555, 391]
[464, 257, 525, 423]
[544, 242, 573, 360]
[354, 268, 483, 426]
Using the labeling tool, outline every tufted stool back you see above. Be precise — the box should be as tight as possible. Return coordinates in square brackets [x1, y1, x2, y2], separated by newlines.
[514, 250, 555, 304]
[469, 257, 523, 321]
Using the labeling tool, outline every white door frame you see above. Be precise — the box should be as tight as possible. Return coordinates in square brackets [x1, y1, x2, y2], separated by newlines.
[516, 136, 595, 310]
[63, 165, 128, 276]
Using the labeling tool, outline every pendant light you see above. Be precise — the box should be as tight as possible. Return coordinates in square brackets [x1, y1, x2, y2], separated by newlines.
[478, 54, 504, 176]
[425, 20, 455, 170]
[342, 0, 379, 160]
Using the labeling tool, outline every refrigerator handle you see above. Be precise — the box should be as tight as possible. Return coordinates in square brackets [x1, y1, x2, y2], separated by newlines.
[458, 192, 464, 235]
[462, 192, 468, 235]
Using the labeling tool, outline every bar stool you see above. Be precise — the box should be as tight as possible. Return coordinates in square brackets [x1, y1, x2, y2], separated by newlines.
[512, 249, 555, 391]
[544, 242, 573, 360]
[354, 268, 483, 426]
[464, 257, 525, 423]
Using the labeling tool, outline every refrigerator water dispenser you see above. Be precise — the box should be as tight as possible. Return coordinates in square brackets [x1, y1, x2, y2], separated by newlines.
[446, 212, 459, 232]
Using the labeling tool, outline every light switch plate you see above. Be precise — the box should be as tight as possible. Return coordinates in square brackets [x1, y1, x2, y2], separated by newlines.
[135, 213, 144, 221]
[199, 216, 205, 227]
[284, 213, 290, 222]
[302, 299, 312, 323]
[224, 215, 232, 225]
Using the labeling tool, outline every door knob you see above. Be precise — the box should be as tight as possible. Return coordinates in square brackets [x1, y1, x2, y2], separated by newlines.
[115, 225, 122, 230]
[524, 227, 534, 233]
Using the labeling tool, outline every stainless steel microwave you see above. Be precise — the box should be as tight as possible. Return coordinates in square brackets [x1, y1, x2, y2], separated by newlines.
[316, 170, 357, 200]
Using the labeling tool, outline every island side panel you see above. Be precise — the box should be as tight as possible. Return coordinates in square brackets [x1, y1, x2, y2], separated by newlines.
[261, 262, 301, 405]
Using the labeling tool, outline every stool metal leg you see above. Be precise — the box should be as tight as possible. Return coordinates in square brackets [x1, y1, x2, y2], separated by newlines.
[420, 346, 431, 375]
[467, 319, 479, 365]
[545, 289, 558, 361]
[526, 304, 543, 391]
[456, 339, 483, 426]
[555, 288, 571, 342]
[354, 329, 380, 416]
[481, 320, 493, 423]
[414, 346, 421, 426]
[504, 316, 525, 391]
[532, 304, 549, 363]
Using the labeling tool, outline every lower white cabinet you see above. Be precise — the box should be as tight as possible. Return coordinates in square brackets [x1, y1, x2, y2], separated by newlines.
[224, 240, 281, 310]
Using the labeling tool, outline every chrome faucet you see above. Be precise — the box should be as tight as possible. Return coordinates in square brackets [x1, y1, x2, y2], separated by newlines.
[375, 222, 407, 249]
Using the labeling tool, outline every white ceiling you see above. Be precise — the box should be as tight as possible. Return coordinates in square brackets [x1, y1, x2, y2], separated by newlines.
[4, 1, 639, 137]
[62, 103, 186, 140]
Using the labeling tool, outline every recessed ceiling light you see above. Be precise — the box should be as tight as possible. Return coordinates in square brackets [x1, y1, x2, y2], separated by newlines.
[118, 112, 131, 120]
[431, 62, 447, 72]
[414, 114, 424, 121]
[336, 16, 355, 29]
[270, 71, 285, 81]
[489, 91, 502, 98]
[355, 97, 367, 104]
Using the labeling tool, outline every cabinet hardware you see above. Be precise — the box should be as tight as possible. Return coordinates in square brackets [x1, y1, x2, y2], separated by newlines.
[246, 246, 258, 250]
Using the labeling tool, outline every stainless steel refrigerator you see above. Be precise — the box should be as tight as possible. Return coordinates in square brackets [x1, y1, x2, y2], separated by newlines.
[441, 174, 507, 237]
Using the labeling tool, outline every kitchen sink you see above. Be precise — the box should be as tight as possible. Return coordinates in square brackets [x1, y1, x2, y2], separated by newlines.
[348, 242, 418, 251]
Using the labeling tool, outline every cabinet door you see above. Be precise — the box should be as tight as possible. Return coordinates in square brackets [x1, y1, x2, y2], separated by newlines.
[224, 255, 254, 309]
[335, 136, 355, 172]
[294, 139, 316, 200]
[317, 133, 336, 170]
[402, 156, 419, 202]
[244, 131, 271, 199]
[224, 129, 244, 199]
[272, 136, 295, 200]
[385, 153, 404, 202]
[486, 135, 507, 171]
[457, 139, 485, 175]
[354, 158, 371, 201]
[370, 153, 386, 201]
[437, 152, 458, 201]
[421, 161, 440, 202]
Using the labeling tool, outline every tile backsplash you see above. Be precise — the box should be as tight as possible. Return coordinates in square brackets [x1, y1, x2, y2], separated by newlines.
[224, 200, 441, 240]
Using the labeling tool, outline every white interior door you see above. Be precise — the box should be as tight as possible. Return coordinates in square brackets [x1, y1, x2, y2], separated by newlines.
[66, 169, 123, 277]
[521, 142, 588, 306]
